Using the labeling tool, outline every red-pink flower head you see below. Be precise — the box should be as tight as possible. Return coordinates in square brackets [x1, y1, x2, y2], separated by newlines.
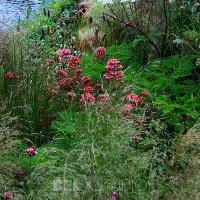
[6, 72, 14, 79]
[16, 75, 20, 80]
[26, 146, 38, 156]
[94, 46, 107, 58]
[17, 171, 24, 175]
[95, 83, 102, 88]
[141, 91, 150, 97]
[58, 48, 71, 58]
[80, 76, 90, 83]
[75, 68, 83, 76]
[84, 86, 94, 93]
[59, 78, 67, 86]
[4, 192, 13, 199]
[124, 111, 133, 116]
[67, 92, 76, 98]
[97, 94, 110, 102]
[126, 93, 140, 103]
[68, 56, 80, 69]
[57, 70, 66, 77]
[116, 71, 124, 80]
[107, 58, 120, 66]
[80, 93, 95, 103]
[49, 58, 56, 63]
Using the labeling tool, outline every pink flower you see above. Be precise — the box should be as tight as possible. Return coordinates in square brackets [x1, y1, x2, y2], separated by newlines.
[84, 86, 94, 93]
[26, 146, 38, 156]
[4, 192, 13, 199]
[95, 83, 102, 88]
[93, 57, 98, 62]
[141, 91, 150, 97]
[17, 171, 24, 175]
[97, 94, 109, 102]
[80, 93, 95, 103]
[52, 89, 59, 96]
[6, 72, 14, 79]
[120, 103, 134, 112]
[94, 46, 107, 58]
[26, 146, 34, 152]
[23, 72, 27, 77]
[75, 68, 83, 76]
[124, 22, 131, 27]
[103, 59, 124, 83]
[67, 92, 76, 98]
[47, 114, 57, 121]
[124, 111, 133, 116]
[57, 70, 66, 77]
[49, 58, 56, 63]
[80, 76, 90, 83]
[59, 78, 67, 86]
[58, 48, 71, 58]
[34, 150, 38, 155]
[16, 75, 20, 80]
[104, 73, 112, 81]
[117, 115, 121, 119]
[68, 56, 80, 69]
[126, 93, 140, 103]
[107, 59, 120, 66]
[116, 71, 124, 80]
[118, 65, 123, 69]
[16, 170, 24, 179]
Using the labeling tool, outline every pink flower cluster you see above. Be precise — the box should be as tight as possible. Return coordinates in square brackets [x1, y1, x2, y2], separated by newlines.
[46, 50, 129, 107]
[94, 46, 107, 59]
[104, 59, 124, 83]
[26, 146, 38, 156]
[80, 93, 96, 104]
[4, 192, 13, 199]
[6, 72, 14, 79]
[67, 92, 76, 98]
[84, 86, 94, 93]
[120, 91, 150, 121]
[108, 192, 122, 200]
[68, 56, 80, 69]
[6, 72, 20, 80]
[58, 48, 71, 58]
[126, 93, 140, 103]
[6, 71, 27, 80]
[80, 76, 90, 83]
[141, 91, 150, 97]
[97, 94, 110, 102]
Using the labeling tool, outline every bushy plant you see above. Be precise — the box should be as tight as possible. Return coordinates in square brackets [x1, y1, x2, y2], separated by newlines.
[24, 90, 184, 200]
[80, 43, 141, 82]
[20, 0, 79, 55]
[131, 54, 200, 132]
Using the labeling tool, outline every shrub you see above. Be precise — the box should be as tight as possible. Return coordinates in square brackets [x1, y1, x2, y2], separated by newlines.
[132, 54, 200, 132]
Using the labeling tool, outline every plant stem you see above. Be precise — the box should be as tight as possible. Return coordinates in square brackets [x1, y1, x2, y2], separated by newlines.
[103, 12, 161, 58]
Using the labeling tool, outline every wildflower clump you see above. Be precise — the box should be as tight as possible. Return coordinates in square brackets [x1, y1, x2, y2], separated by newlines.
[94, 46, 107, 60]
[80, 93, 96, 104]
[26, 146, 38, 156]
[126, 93, 140, 103]
[3, 192, 13, 199]
[104, 59, 124, 85]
